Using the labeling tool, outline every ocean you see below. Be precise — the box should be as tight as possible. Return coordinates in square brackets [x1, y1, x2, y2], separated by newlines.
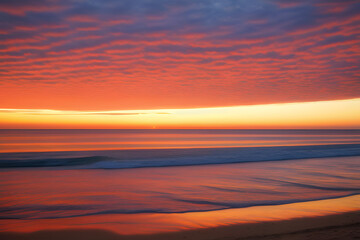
[0, 129, 359, 234]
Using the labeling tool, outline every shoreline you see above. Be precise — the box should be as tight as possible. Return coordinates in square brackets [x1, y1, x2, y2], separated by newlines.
[1, 156, 359, 239]
[0, 211, 359, 240]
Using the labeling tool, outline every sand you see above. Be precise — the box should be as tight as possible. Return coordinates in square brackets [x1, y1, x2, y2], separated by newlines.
[0, 211, 359, 240]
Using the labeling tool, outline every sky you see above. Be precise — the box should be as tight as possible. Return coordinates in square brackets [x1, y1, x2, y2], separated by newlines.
[1, 98, 360, 129]
[0, 0, 359, 128]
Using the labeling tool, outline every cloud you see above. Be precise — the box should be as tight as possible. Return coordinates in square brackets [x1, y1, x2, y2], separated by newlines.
[0, 109, 171, 116]
[0, 0, 359, 110]
[0, 0, 67, 16]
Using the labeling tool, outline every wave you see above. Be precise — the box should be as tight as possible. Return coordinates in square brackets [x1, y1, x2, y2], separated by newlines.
[0, 156, 105, 168]
[0, 144, 360, 169]
[1, 193, 358, 220]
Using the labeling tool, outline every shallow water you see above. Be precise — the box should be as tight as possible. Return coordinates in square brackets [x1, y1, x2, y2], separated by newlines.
[0, 130, 359, 234]
[0, 156, 359, 233]
[1, 129, 360, 153]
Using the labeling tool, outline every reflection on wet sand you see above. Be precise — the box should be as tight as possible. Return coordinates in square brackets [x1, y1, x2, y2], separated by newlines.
[0, 156, 359, 235]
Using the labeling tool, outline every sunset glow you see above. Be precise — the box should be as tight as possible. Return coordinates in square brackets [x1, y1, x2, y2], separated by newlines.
[0, 0, 359, 118]
[0, 1, 360, 239]
[1, 98, 360, 129]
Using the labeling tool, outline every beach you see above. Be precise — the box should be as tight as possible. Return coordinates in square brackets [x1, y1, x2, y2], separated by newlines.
[0, 130, 359, 240]
[0, 211, 359, 240]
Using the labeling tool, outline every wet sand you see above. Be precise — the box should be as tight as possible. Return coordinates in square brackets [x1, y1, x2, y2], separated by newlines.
[1, 156, 359, 240]
[0, 211, 359, 240]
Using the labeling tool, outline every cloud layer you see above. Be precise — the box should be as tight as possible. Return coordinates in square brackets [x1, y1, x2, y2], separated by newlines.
[0, 0, 359, 110]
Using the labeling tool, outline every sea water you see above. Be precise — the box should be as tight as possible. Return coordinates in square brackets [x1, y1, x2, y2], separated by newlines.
[0, 129, 359, 233]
